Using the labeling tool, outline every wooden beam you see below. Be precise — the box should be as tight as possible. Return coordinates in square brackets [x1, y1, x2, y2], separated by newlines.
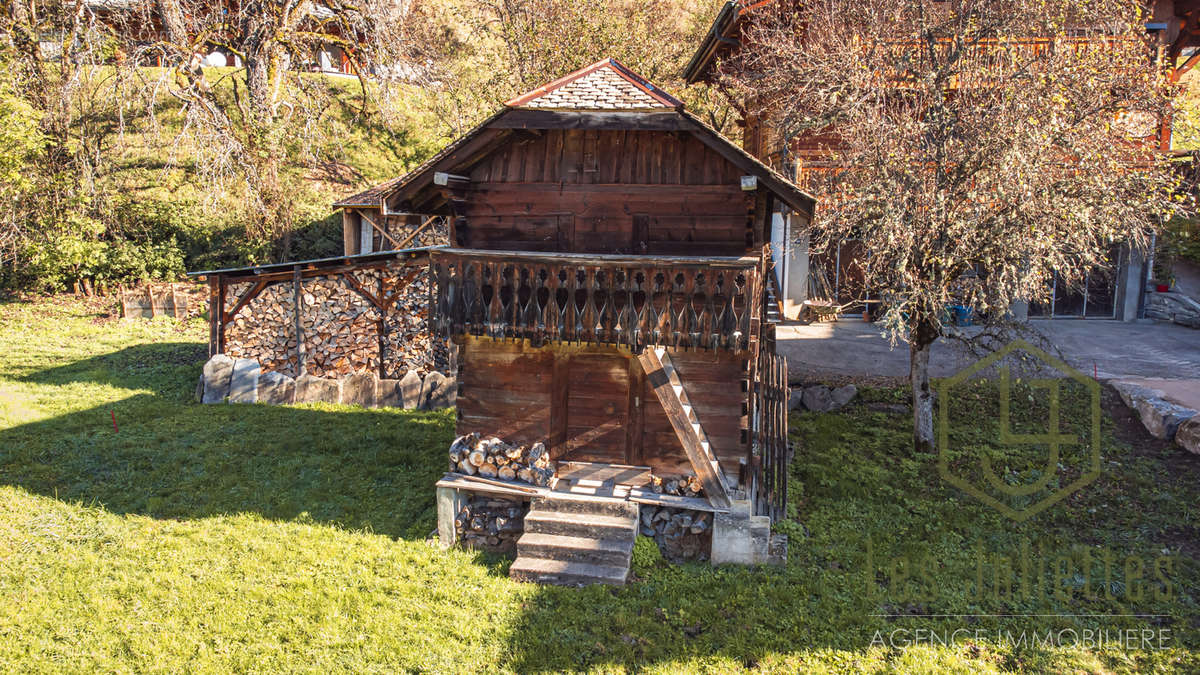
[431, 247, 758, 269]
[341, 271, 385, 311]
[626, 356, 646, 465]
[357, 209, 403, 250]
[378, 274, 388, 380]
[293, 269, 307, 376]
[392, 215, 441, 250]
[548, 352, 570, 458]
[222, 280, 268, 324]
[208, 276, 221, 357]
[342, 210, 356, 255]
[637, 348, 732, 508]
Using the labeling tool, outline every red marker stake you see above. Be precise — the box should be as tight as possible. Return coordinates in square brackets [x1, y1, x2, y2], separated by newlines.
[111, 410, 118, 433]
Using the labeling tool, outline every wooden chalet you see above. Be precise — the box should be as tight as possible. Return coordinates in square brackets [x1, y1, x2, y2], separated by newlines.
[338, 58, 815, 582]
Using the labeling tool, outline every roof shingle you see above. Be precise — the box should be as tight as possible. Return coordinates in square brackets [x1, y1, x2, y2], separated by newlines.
[505, 58, 683, 111]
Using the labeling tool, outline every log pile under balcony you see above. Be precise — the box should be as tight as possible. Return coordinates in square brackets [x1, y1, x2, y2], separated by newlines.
[448, 433, 554, 487]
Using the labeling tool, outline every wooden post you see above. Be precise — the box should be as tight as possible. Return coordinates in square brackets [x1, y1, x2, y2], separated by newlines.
[170, 283, 180, 319]
[148, 282, 157, 318]
[207, 276, 222, 357]
[377, 272, 387, 379]
[548, 351, 570, 458]
[625, 353, 645, 465]
[293, 269, 307, 376]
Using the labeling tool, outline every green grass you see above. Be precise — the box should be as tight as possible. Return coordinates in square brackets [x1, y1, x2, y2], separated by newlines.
[0, 296, 1197, 672]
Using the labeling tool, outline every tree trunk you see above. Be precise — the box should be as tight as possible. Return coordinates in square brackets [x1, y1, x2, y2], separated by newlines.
[910, 318, 938, 454]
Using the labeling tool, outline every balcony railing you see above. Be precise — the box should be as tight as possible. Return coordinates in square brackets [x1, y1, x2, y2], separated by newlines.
[430, 248, 762, 351]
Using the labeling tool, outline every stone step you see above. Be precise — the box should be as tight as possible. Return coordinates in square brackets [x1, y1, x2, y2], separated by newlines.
[533, 494, 638, 518]
[523, 510, 637, 540]
[509, 556, 629, 586]
[516, 532, 633, 567]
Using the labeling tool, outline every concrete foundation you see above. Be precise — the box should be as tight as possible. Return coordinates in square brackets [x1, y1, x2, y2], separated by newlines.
[436, 486, 467, 549]
[710, 498, 784, 566]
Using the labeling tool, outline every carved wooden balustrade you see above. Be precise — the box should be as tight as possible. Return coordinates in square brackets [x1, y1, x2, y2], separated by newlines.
[430, 248, 762, 351]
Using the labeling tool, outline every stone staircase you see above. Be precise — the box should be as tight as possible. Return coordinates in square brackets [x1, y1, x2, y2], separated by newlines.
[509, 495, 638, 586]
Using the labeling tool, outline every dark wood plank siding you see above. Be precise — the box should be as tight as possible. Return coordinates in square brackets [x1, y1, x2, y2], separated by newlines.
[456, 337, 747, 478]
[456, 339, 554, 447]
[642, 350, 747, 477]
[458, 130, 751, 256]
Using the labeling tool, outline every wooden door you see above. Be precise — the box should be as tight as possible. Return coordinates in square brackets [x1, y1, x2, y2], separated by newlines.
[563, 353, 630, 464]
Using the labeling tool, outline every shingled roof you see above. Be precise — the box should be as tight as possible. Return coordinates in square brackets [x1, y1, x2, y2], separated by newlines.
[505, 58, 683, 111]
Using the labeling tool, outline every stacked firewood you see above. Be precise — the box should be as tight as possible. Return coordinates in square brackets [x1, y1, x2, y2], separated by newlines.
[300, 274, 382, 378]
[650, 474, 706, 498]
[221, 264, 441, 380]
[639, 506, 712, 562]
[381, 272, 437, 378]
[455, 496, 528, 553]
[448, 433, 554, 486]
[224, 283, 297, 374]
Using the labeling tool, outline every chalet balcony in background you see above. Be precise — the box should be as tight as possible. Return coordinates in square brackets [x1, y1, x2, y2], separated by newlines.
[431, 248, 762, 352]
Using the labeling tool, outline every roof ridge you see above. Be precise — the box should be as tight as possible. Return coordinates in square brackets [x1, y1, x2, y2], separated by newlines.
[504, 57, 683, 111]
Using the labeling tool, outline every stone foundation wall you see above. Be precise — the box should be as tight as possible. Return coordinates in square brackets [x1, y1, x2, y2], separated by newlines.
[199, 354, 456, 409]
[222, 262, 440, 380]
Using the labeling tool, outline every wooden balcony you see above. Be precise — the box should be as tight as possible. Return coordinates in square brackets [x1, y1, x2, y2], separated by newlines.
[430, 248, 762, 351]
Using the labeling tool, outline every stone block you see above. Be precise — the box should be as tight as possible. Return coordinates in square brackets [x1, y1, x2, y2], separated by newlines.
[710, 511, 756, 565]
[801, 385, 833, 412]
[294, 374, 342, 404]
[341, 372, 378, 408]
[1177, 416, 1200, 455]
[1110, 381, 1163, 410]
[377, 377, 403, 407]
[201, 354, 234, 404]
[831, 384, 858, 409]
[422, 372, 456, 410]
[228, 358, 261, 404]
[1134, 397, 1198, 441]
[257, 371, 295, 405]
[399, 370, 423, 409]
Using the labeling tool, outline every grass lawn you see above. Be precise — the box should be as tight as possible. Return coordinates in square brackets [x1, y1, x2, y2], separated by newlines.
[0, 295, 1197, 673]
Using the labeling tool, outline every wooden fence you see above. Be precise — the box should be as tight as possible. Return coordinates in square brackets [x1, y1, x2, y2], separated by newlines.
[751, 350, 790, 522]
[120, 282, 190, 319]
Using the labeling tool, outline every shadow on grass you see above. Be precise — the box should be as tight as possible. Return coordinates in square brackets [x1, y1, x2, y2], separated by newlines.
[4, 342, 1199, 671]
[3, 343, 456, 540]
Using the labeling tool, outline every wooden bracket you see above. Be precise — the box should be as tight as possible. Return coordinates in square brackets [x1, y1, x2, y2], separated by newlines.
[358, 209, 404, 250]
[221, 280, 268, 324]
[342, 272, 385, 311]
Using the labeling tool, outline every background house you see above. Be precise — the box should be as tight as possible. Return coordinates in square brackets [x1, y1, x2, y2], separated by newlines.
[683, 0, 1200, 322]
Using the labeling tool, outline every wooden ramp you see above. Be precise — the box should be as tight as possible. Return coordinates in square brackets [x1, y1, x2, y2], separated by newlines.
[637, 347, 732, 509]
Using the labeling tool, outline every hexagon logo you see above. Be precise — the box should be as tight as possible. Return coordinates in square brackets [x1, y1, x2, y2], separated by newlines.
[937, 340, 1101, 521]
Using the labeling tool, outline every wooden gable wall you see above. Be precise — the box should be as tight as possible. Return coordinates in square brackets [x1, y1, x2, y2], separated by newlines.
[453, 129, 761, 257]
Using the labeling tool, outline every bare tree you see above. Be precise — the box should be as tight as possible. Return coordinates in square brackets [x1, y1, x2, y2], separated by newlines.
[415, 0, 732, 136]
[102, 0, 420, 259]
[725, 0, 1185, 452]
